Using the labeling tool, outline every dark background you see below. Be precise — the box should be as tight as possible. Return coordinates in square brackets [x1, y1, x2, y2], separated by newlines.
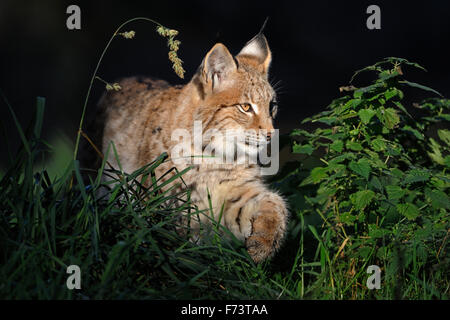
[1, 0, 449, 167]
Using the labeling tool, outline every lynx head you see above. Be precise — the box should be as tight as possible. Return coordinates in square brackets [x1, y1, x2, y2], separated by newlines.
[192, 34, 278, 159]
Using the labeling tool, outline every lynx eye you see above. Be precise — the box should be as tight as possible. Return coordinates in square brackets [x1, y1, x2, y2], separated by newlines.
[269, 99, 278, 118]
[237, 103, 252, 113]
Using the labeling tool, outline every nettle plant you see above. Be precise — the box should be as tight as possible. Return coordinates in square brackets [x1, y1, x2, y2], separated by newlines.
[281, 57, 450, 297]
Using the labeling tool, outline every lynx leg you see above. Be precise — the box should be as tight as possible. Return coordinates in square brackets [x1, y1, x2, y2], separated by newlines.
[224, 188, 288, 263]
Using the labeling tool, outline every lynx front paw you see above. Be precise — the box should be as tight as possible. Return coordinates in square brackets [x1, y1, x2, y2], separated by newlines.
[245, 210, 286, 263]
[246, 234, 276, 263]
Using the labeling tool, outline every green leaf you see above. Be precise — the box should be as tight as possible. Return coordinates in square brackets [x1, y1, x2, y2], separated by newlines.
[382, 108, 400, 129]
[399, 80, 443, 97]
[327, 163, 346, 175]
[330, 140, 344, 153]
[301, 167, 329, 186]
[350, 64, 379, 84]
[365, 149, 387, 169]
[378, 71, 400, 82]
[350, 190, 375, 210]
[293, 143, 314, 155]
[386, 143, 402, 157]
[384, 88, 398, 101]
[428, 138, 444, 165]
[349, 158, 371, 180]
[437, 129, 450, 146]
[425, 188, 450, 209]
[353, 82, 386, 98]
[369, 176, 383, 191]
[358, 109, 377, 124]
[358, 246, 373, 259]
[444, 155, 450, 168]
[290, 129, 315, 138]
[314, 116, 338, 125]
[370, 137, 386, 151]
[396, 203, 419, 220]
[393, 101, 412, 118]
[340, 212, 357, 226]
[384, 57, 427, 72]
[401, 125, 424, 140]
[404, 169, 430, 184]
[310, 167, 328, 183]
[328, 153, 356, 164]
[346, 140, 363, 151]
[368, 224, 387, 238]
[385, 185, 406, 200]
[340, 98, 363, 112]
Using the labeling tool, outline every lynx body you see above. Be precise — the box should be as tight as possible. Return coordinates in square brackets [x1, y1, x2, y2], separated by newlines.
[90, 34, 288, 262]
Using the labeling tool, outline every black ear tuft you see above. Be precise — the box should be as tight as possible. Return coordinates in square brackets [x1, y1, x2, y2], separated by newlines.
[238, 34, 272, 74]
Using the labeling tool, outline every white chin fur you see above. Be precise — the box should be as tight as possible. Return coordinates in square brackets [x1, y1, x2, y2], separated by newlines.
[202, 139, 261, 164]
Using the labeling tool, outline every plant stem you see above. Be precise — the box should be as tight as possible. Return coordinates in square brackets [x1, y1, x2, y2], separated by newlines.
[73, 17, 165, 161]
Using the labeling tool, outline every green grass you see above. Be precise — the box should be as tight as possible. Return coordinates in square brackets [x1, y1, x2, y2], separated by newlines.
[1, 81, 448, 299]
[0, 97, 283, 299]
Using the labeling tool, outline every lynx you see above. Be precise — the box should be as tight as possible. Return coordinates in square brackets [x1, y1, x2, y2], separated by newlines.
[84, 33, 288, 263]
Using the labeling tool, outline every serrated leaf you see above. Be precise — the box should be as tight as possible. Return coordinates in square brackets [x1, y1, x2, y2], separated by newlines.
[328, 164, 346, 176]
[301, 167, 329, 186]
[328, 153, 356, 165]
[428, 138, 444, 165]
[391, 168, 404, 178]
[396, 203, 419, 220]
[401, 125, 424, 140]
[385, 185, 406, 200]
[382, 108, 400, 129]
[370, 137, 386, 151]
[293, 143, 314, 155]
[368, 224, 387, 238]
[310, 167, 328, 183]
[340, 212, 357, 226]
[444, 155, 450, 168]
[349, 158, 371, 180]
[358, 246, 372, 259]
[290, 129, 315, 138]
[369, 176, 383, 191]
[353, 82, 386, 98]
[378, 71, 401, 82]
[437, 129, 450, 146]
[425, 188, 450, 209]
[314, 116, 338, 125]
[384, 57, 427, 72]
[386, 143, 402, 157]
[384, 88, 398, 101]
[328, 133, 346, 141]
[340, 98, 362, 112]
[358, 109, 377, 124]
[404, 169, 430, 184]
[350, 190, 375, 210]
[330, 140, 344, 153]
[346, 140, 363, 151]
[399, 80, 442, 97]
[393, 101, 412, 118]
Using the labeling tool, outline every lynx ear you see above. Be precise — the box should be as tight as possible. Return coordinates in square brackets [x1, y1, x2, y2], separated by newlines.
[237, 34, 272, 74]
[200, 43, 237, 91]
